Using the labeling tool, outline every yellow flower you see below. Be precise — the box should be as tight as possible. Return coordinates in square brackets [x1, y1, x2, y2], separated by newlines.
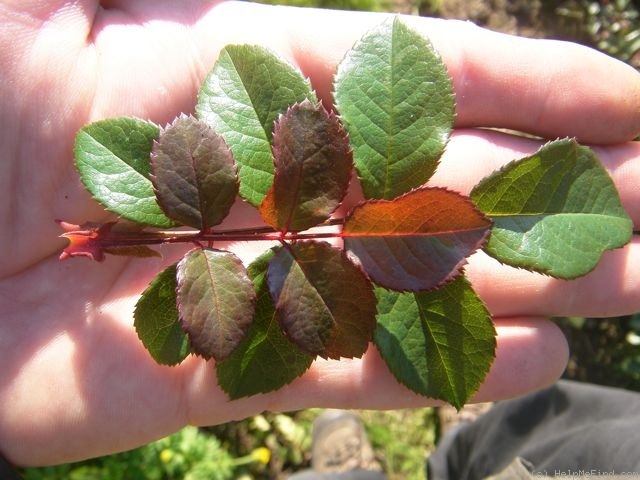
[159, 448, 174, 464]
[251, 447, 271, 465]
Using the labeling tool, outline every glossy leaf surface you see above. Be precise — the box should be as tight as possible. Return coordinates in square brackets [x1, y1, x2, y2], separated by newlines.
[259, 100, 352, 232]
[74, 117, 173, 227]
[374, 276, 495, 409]
[216, 250, 314, 399]
[151, 116, 238, 230]
[267, 242, 377, 359]
[334, 16, 454, 199]
[134, 264, 190, 366]
[343, 188, 491, 291]
[471, 139, 633, 278]
[177, 248, 256, 361]
[196, 45, 317, 206]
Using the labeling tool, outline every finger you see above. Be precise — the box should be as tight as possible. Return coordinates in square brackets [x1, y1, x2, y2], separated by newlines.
[184, 318, 568, 424]
[199, 2, 640, 143]
[427, 129, 640, 318]
[466, 238, 640, 319]
[415, 20, 640, 144]
[430, 130, 640, 227]
[339, 129, 640, 231]
[331, 117, 640, 320]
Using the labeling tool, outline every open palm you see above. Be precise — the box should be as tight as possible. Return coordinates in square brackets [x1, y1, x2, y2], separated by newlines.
[1, 0, 639, 467]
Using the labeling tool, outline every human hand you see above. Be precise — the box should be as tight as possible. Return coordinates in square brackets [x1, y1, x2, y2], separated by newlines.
[1, 0, 639, 467]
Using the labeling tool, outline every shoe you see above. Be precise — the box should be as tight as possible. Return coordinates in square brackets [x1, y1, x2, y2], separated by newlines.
[311, 410, 382, 473]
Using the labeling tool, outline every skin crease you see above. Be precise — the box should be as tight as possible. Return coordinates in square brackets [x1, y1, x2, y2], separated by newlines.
[0, 0, 639, 467]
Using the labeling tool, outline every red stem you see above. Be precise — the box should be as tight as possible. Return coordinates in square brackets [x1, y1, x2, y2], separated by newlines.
[103, 229, 343, 247]
[59, 218, 347, 260]
[82, 218, 346, 248]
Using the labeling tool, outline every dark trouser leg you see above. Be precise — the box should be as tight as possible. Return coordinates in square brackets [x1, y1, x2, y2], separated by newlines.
[428, 380, 640, 480]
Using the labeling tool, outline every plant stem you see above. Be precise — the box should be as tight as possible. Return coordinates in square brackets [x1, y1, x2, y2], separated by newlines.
[59, 218, 348, 260]
[107, 230, 343, 246]
[120, 218, 345, 245]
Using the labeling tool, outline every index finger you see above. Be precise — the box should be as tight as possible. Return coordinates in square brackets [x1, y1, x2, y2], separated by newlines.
[200, 2, 640, 144]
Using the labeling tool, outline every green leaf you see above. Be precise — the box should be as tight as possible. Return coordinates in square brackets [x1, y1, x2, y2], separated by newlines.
[334, 16, 454, 200]
[343, 187, 491, 291]
[74, 117, 173, 227]
[134, 264, 190, 366]
[259, 100, 352, 232]
[196, 45, 317, 206]
[151, 115, 238, 230]
[177, 248, 256, 361]
[268, 242, 377, 359]
[470, 139, 633, 278]
[216, 250, 314, 399]
[374, 276, 496, 409]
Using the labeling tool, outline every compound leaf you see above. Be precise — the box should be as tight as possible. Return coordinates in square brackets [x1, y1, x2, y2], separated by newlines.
[134, 264, 190, 366]
[334, 16, 454, 200]
[177, 248, 256, 361]
[196, 45, 317, 206]
[259, 100, 352, 232]
[267, 242, 377, 359]
[343, 187, 491, 291]
[216, 250, 314, 399]
[471, 139, 633, 278]
[74, 117, 173, 227]
[151, 115, 238, 230]
[374, 276, 496, 409]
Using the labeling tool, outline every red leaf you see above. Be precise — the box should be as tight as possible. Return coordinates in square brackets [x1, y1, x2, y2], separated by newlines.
[177, 248, 256, 361]
[259, 100, 352, 232]
[151, 115, 238, 230]
[343, 187, 491, 291]
[267, 242, 376, 359]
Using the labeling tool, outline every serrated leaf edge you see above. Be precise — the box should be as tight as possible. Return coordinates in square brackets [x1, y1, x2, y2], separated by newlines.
[343, 186, 492, 293]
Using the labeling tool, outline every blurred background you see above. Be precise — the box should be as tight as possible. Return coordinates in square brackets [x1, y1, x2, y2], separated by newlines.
[21, 1, 640, 478]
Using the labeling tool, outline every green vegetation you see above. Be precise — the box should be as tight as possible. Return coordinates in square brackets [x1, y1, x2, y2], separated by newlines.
[557, 0, 640, 68]
[21, 426, 261, 480]
[558, 313, 640, 391]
